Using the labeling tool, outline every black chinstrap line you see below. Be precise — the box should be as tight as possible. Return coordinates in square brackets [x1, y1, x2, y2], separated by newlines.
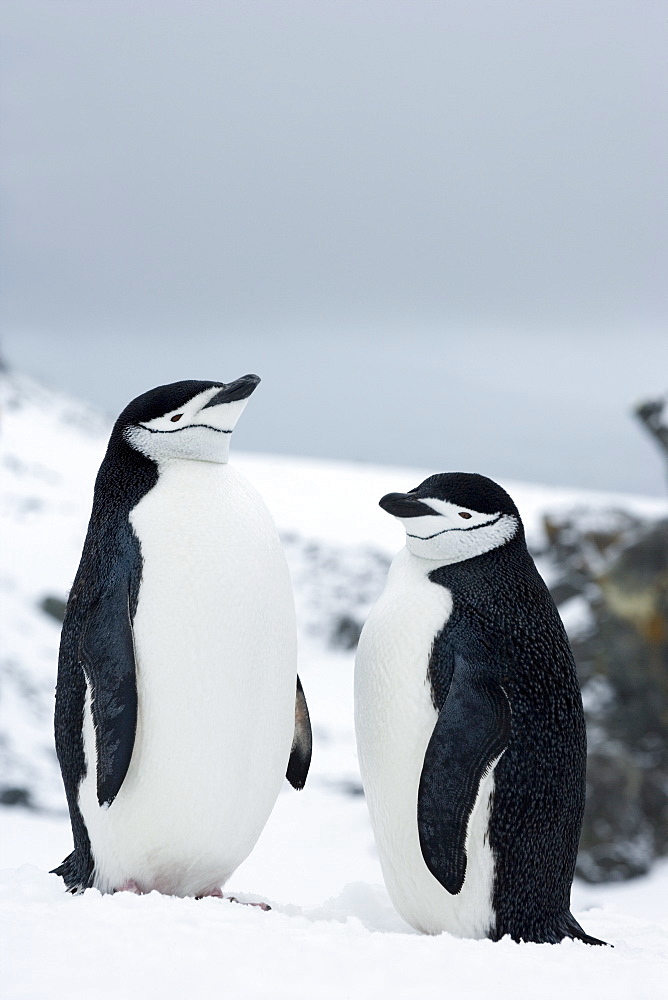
[137, 423, 233, 435]
[407, 512, 504, 541]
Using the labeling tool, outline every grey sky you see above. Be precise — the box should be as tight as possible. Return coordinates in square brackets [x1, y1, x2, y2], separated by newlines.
[2, 2, 667, 494]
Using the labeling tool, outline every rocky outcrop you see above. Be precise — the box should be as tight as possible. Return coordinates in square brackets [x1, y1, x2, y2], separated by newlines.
[543, 511, 668, 881]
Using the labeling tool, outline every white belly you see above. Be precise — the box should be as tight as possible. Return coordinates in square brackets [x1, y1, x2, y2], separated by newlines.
[79, 461, 297, 895]
[354, 547, 496, 937]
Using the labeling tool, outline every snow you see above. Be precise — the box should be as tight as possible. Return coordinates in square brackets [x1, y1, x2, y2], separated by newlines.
[2, 806, 668, 1000]
[2, 371, 668, 998]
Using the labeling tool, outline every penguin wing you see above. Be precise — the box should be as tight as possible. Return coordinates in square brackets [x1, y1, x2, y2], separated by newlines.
[286, 675, 312, 790]
[79, 580, 138, 808]
[417, 651, 511, 895]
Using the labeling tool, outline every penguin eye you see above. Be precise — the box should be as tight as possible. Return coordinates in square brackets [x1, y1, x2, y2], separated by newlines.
[170, 414, 183, 423]
[458, 512, 472, 519]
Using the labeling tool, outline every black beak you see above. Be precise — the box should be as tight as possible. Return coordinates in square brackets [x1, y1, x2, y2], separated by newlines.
[202, 374, 261, 408]
[379, 492, 435, 518]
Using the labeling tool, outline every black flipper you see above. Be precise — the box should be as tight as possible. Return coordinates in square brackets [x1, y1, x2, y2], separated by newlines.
[418, 652, 511, 895]
[286, 675, 312, 790]
[79, 585, 138, 807]
[52, 600, 95, 892]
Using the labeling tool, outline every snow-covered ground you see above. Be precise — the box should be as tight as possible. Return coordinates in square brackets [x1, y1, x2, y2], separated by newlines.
[1, 371, 667, 998]
[2, 804, 668, 1000]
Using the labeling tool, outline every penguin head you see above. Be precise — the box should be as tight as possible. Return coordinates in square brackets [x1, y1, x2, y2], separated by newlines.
[119, 375, 260, 464]
[379, 473, 521, 564]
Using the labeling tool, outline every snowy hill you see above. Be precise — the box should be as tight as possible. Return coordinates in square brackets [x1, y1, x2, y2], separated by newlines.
[2, 371, 668, 999]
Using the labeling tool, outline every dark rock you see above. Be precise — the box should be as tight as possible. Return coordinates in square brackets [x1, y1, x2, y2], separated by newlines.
[544, 511, 668, 882]
[326, 779, 365, 797]
[39, 595, 67, 623]
[578, 745, 655, 881]
[0, 786, 33, 808]
[549, 580, 583, 606]
[339, 780, 365, 797]
[330, 615, 363, 651]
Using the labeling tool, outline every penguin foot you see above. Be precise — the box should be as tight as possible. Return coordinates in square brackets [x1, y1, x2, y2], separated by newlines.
[194, 889, 270, 909]
[227, 896, 271, 911]
[116, 880, 143, 894]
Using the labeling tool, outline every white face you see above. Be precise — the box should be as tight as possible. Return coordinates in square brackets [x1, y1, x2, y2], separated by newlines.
[398, 496, 519, 564]
[124, 386, 250, 465]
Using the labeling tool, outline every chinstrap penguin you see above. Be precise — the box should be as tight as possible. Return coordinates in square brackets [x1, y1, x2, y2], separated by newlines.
[355, 472, 604, 945]
[53, 375, 311, 898]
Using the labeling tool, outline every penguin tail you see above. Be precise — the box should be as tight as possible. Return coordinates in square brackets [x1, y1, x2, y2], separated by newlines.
[529, 911, 610, 947]
[50, 851, 92, 894]
[559, 911, 610, 947]
[496, 910, 610, 946]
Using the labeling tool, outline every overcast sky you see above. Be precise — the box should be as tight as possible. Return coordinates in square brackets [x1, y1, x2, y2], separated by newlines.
[2, 2, 667, 494]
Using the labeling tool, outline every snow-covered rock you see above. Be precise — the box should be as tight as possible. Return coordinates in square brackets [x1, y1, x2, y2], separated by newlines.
[0, 372, 109, 808]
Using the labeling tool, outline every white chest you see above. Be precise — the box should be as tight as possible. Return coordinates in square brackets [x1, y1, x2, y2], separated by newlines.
[354, 547, 496, 937]
[129, 460, 295, 680]
[355, 551, 450, 780]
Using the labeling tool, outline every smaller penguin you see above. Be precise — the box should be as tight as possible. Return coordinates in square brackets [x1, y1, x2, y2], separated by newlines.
[355, 472, 605, 944]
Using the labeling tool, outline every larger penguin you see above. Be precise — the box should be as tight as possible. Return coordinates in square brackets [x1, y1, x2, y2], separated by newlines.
[54, 376, 311, 896]
[355, 472, 604, 944]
